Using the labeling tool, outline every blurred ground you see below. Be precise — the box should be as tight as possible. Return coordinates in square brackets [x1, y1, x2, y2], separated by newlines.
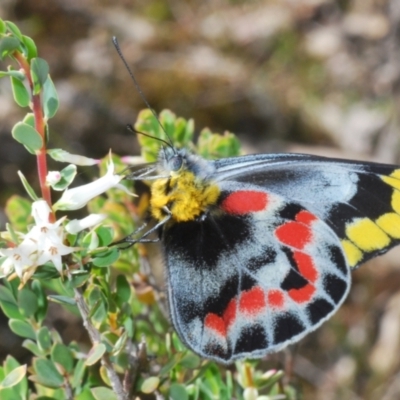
[1, 0, 400, 399]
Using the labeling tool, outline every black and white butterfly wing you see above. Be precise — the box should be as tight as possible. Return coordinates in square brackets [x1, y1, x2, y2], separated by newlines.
[161, 153, 400, 363]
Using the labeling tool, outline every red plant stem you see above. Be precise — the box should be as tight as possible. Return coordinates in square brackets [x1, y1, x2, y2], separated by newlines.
[13, 52, 54, 221]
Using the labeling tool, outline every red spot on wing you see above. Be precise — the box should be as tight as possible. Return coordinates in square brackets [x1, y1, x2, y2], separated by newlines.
[223, 299, 237, 328]
[296, 210, 317, 225]
[205, 287, 268, 336]
[205, 313, 226, 337]
[239, 286, 266, 314]
[293, 251, 318, 283]
[267, 290, 284, 308]
[222, 191, 268, 214]
[205, 299, 237, 337]
[288, 284, 315, 303]
[275, 222, 312, 249]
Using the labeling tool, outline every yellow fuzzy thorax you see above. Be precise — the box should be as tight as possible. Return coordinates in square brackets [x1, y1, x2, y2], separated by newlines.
[150, 170, 220, 222]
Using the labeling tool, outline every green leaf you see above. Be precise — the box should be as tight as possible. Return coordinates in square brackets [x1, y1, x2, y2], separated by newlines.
[98, 365, 110, 387]
[87, 287, 107, 324]
[18, 287, 38, 318]
[43, 75, 59, 119]
[5, 21, 23, 40]
[0, 19, 6, 34]
[85, 343, 106, 366]
[17, 171, 39, 201]
[71, 359, 86, 388]
[21, 35, 37, 60]
[0, 285, 17, 305]
[135, 109, 165, 162]
[115, 275, 131, 306]
[197, 129, 240, 159]
[0, 37, 20, 60]
[0, 70, 25, 80]
[35, 397, 61, 400]
[12, 122, 43, 153]
[83, 231, 99, 251]
[0, 358, 27, 400]
[22, 339, 44, 357]
[172, 332, 186, 352]
[169, 383, 188, 400]
[95, 226, 114, 247]
[0, 285, 23, 320]
[175, 117, 194, 146]
[180, 353, 201, 369]
[92, 248, 119, 267]
[91, 387, 118, 400]
[111, 331, 128, 356]
[255, 369, 284, 390]
[32, 263, 59, 280]
[0, 365, 27, 389]
[31, 358, 64, 388]
[22, 112, 35, 127]
[47, 149, 99, 165]
[10, 75, 29, 107]
[31, 280, 48, 323]
[47, 295, 76, 306]
[9, 319, 36, 340]
[4, 355, 20, 374]
[51, 164, 77, 191]
[69, 271, 90, 288]
[51, 343, 74, 374]
[36, 327, 52, 352]
[141, 377, 160, 394]
[159, 353, 182, 376]
[30, 58, 49, 94]
[75, 388, 96, 400]
[4, 196, 32, 231]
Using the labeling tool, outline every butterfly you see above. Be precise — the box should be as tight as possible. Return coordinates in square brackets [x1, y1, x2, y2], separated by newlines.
[124, 141, 400, 364]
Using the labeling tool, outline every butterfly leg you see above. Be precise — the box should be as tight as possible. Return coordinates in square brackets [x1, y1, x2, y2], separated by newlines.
[112, 206, 172, 248]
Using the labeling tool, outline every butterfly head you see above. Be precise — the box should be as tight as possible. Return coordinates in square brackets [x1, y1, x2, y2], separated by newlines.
[158, 146, 184, 176]
[158, 146, 216, 179]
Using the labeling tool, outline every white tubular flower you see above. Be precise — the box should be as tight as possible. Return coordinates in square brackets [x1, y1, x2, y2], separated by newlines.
[31, 199, 53, 225]
[65, 214, 107, 234]
[53, 158, 133, 211]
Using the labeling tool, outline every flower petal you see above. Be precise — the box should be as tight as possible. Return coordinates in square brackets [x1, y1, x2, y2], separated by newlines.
[66, 214, 107, 234]
[53, 158, 131, 211]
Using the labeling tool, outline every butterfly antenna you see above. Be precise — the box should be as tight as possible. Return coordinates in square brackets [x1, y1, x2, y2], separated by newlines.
[126, 124, 173, 149]
[112, 37, 175, 150]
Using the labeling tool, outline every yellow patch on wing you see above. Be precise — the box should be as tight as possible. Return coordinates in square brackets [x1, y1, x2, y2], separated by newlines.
[341, 239, 363, 268]
[391, 189, 400, 214]
[346, 218, 390, 251]
[382, 169, 400, 191]
[376, 213, 400, 239]
[151, 170, 220, 222]
[389, 169, 400, 180]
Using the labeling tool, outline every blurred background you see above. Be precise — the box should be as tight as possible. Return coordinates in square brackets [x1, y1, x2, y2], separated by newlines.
[1, 0, 400, 399]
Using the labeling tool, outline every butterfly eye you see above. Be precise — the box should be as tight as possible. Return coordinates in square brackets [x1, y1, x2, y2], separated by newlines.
[170, 155, 183, 171]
